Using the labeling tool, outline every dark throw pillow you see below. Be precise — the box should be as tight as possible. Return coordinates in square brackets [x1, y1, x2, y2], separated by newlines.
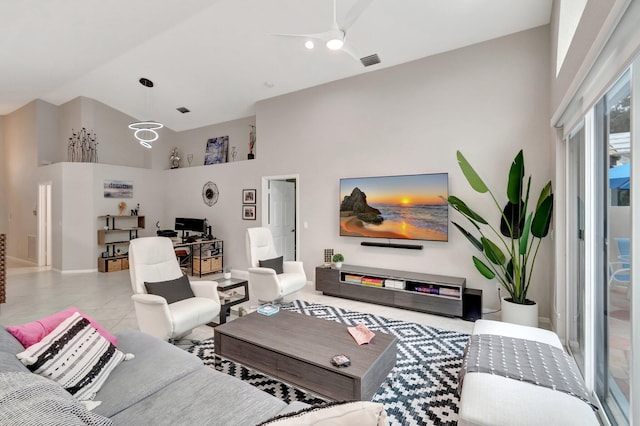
[144, 274, 195, 304]
[259, 256, 284, 274]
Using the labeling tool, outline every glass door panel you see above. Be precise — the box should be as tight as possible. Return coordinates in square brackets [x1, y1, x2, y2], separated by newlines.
[568, 122, 586, 374]
[597, 68, 631, 424]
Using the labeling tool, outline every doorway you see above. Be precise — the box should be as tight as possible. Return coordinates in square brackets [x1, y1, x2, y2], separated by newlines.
[37, 182, 52, 267]
[261, 175, 299, 261]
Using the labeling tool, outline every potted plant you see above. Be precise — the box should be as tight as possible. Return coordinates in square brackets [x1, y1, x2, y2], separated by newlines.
[448, 150, 553, 327]
[332, 253, 344, 269]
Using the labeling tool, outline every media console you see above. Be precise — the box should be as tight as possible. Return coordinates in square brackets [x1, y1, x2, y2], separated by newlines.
[315, 264, 466, 317]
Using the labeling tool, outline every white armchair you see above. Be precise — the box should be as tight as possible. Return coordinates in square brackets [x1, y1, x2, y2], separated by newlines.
[245, 227, 306, 303]
[129, 236, 221, 341]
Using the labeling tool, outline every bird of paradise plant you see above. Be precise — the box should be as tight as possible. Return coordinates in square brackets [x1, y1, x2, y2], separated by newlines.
[448, 150, 554, 305]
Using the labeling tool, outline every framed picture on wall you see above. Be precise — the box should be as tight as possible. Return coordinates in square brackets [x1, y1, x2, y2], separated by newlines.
[204, 136, 229, 165]
[243, 189, 256, 204]
[242, 205, 256, 220]
[104, 180, 133, 198]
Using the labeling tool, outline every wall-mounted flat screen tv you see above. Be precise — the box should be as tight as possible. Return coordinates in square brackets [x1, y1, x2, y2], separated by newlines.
[339, 173, 448, 242]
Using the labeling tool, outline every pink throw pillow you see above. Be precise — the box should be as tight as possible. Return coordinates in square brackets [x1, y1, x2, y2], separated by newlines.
[6, 306, 118, 348]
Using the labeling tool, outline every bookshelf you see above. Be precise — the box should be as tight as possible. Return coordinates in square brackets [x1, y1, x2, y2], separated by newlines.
[97, 215, 144, 272]
[316, 264, 466, 317]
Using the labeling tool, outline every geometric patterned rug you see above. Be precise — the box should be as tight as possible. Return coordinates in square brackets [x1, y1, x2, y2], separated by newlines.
[188, 300, 469, 425]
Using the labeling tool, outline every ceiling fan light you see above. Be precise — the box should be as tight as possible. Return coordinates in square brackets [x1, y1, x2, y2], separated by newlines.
[305, 40, 314, 49]
[326, 38, 344, 50]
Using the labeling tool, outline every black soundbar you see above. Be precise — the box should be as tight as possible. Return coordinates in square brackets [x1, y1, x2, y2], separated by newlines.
[360, 242, 423, 250]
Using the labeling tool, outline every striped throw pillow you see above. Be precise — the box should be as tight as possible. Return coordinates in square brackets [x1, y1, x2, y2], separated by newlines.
[16, 312, 133, 401]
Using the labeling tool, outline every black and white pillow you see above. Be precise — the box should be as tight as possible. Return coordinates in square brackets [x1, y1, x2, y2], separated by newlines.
[16, 312, 133, 401]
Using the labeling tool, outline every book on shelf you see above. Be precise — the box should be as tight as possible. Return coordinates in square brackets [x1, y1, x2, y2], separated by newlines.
[415, 286, 440, 294]
[439, 287, 461, 297]
[343, 274, 363, 284]
[361, 276, 384, 287]
[384, 279, 405, 289]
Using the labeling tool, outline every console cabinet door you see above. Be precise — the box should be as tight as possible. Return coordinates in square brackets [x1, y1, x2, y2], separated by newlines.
[315, 267, 340, 295]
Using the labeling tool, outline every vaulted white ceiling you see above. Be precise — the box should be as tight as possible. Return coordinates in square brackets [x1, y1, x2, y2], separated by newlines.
[1, 0, 552, 131]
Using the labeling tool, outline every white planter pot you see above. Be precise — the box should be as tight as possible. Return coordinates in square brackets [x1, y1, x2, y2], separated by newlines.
[223, 272, 231, 280]
[501, 297, 538, 328]
[333, 262, 343, 269]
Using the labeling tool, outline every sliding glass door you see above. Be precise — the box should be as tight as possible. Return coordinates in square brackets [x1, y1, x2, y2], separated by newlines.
[568, 121, 586, 374]
[567, 66, 633, 425]
[596, 69, 632, 424]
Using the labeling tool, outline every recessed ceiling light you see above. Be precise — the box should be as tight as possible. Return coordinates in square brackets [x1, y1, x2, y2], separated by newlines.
[305, 40, 314, 49]
[176, 107, 190, 114]
[264, 81, 275, 88]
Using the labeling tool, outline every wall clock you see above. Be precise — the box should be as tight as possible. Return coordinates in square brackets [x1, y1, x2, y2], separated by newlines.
[202, 181, 219, 207]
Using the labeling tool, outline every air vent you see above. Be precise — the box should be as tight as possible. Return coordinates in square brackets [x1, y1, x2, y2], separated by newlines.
[176, 107, 190, 114]
[360, 54, 381, 67]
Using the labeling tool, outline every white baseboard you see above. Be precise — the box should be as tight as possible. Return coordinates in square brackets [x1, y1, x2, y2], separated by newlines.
[61, 268, 98, 274]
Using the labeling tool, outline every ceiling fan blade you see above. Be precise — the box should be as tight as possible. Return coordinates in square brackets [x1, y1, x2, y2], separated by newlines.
[340, 0, 374, 31]
[272, 31, 329, 42]
[340, 43, 363, 64]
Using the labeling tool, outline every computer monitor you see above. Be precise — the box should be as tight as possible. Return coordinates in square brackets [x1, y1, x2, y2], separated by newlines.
[174, 218, 206, 234]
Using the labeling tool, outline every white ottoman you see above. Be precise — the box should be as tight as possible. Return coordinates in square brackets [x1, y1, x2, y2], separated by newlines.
[457, 320, 600, 426]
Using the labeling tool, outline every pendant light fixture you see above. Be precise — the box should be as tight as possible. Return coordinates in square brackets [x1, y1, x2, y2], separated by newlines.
[129, 77, 164, 149]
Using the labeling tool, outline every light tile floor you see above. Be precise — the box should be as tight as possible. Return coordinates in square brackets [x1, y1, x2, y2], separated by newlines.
[1, 258, 475, 339]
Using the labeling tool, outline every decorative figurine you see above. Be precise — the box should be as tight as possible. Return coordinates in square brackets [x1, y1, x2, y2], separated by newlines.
[248, 125, 256, 159]
[170, 147, 181, 169]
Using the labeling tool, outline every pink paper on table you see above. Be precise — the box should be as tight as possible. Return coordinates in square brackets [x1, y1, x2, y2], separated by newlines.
[348, 323, 375, 345]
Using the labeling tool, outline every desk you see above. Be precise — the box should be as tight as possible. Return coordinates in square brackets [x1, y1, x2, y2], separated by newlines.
[172, 239, 223, 277]
[209, 278, 249, 326]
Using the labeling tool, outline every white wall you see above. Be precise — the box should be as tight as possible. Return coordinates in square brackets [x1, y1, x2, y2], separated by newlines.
[34, 163, 163, 271]
[86, 98, 153, 168]
[253, 26, 552, 317]
[0, 115, 6, 234]
[37, 101, 59, 166]
[152, 116, 256, 170]
[56, 98, 83, 164]
[3, 101, 38, 259]
[158, 160, 259, 272]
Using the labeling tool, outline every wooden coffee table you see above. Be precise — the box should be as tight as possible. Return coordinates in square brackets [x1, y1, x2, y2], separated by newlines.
[214, 309, 397, 401]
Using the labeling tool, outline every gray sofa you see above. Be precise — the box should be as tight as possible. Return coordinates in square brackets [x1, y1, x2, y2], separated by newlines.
[0, 326, 306, 425]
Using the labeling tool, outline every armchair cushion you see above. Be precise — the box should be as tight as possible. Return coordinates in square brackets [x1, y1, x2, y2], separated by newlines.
[145, 274, 195, 304]
[259, 256, 284, 274]
[278, 273, 307, 295]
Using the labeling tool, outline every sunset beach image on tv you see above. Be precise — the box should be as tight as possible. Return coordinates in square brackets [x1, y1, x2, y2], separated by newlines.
[339, 173, 448, 241]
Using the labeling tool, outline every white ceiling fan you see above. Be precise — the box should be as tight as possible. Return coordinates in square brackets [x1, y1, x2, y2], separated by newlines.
[274, 0, 378, 66]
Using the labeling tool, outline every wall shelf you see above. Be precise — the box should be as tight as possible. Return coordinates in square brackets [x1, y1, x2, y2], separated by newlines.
[97, 215, 145, 272]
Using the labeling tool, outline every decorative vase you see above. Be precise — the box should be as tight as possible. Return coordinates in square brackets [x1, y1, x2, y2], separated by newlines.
[223, 272, 231, 280]
[333, 262, 343, 269]
[248, 153, 255, 160]
[501, 297, 538, 328]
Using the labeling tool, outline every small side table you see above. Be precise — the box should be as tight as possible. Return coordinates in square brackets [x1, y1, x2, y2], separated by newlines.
[208, 278, 249, 326]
